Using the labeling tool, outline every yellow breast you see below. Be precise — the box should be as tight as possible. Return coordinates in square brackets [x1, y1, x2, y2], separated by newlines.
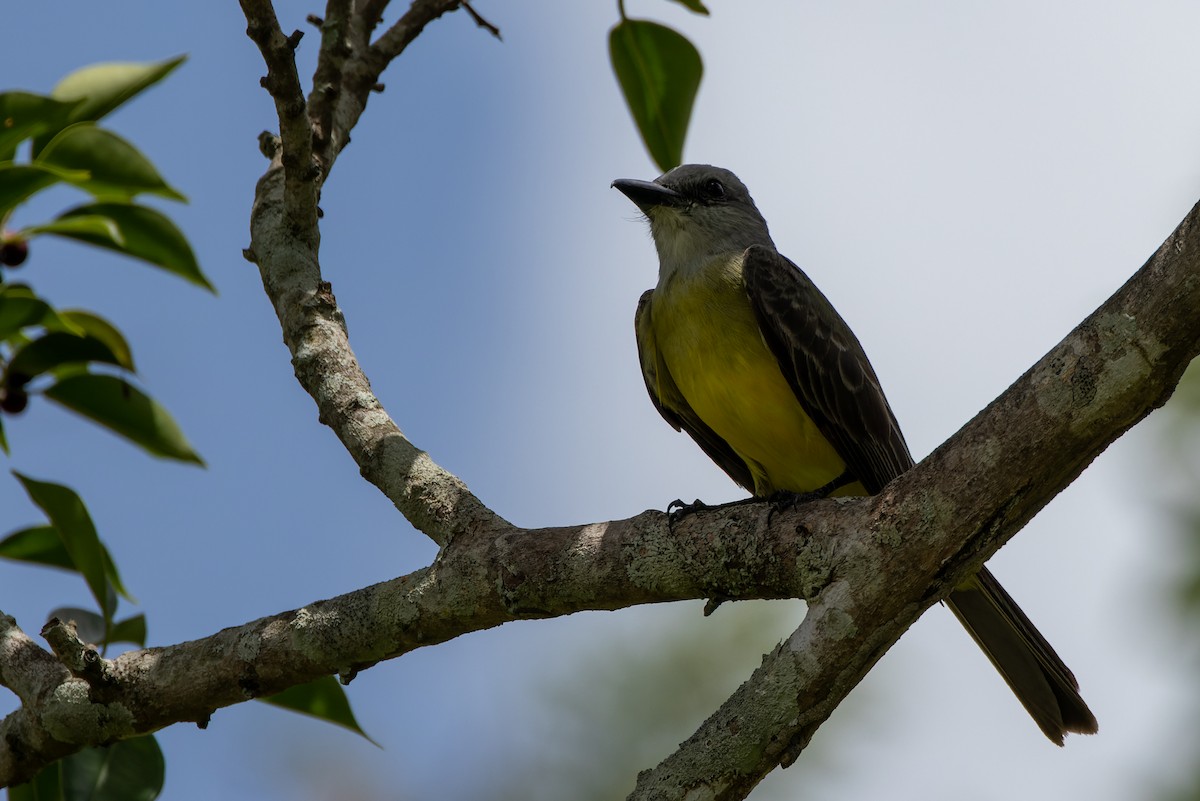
[651, 256, 848, 496]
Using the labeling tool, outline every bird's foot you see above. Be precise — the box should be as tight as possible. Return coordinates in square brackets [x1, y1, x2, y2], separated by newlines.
[667, 498, 709, 526]
[765, 471, 855, 515]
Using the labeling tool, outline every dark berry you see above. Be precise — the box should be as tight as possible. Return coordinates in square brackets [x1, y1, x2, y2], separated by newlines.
[0, 387, 28, 414]
[0, 239, 28, 267]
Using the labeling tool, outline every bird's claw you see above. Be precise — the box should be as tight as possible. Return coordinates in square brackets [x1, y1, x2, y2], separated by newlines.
[667, 498, 708, 526]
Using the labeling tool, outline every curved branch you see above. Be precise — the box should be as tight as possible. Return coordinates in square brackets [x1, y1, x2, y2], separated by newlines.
[240, 0, 491, 545]
[247, 165, 503, 545]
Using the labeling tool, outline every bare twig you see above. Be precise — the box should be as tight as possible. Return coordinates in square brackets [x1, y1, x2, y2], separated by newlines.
[238, 0, 320, 230]
[0, 614, 68, 707]
[370, 0, 462, 68]
[462, 1, 501, 40]
[358, 0, 391, 40]
[41, 619, 115, 690]
[309, 0, 355, 169]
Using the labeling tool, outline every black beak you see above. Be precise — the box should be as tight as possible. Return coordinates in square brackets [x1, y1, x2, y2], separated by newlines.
[612, 178, 682, 214]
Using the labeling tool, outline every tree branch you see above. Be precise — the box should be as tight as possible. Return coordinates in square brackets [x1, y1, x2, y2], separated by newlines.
[247, 165, 503, 545]
[0, 615, 68, 707]
[356, 0, 392, 41]
[0, 499, 839, 785]
[238, 0, 320, 233]
[308, 0, 355, 171]
[370, 0, 462, 66]
[239, 0, 490, 545]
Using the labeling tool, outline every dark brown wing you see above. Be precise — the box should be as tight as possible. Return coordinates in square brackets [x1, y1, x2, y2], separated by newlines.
[742, 246, 914, 493]
[635, 289, 755, 492]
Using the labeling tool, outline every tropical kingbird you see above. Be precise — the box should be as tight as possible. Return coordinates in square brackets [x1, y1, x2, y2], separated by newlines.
[613, 164, 1097, 744]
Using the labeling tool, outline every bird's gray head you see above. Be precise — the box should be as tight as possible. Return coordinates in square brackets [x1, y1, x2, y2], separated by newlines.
[612, 164, 775, 279]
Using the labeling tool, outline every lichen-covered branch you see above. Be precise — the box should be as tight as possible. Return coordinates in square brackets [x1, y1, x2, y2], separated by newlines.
[0, 499, 840, 785]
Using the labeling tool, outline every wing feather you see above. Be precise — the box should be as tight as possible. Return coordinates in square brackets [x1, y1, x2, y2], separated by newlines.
[741, 246, 914, 493]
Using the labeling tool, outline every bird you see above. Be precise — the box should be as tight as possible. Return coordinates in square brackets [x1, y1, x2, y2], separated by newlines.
[612, 163, 1097, 744]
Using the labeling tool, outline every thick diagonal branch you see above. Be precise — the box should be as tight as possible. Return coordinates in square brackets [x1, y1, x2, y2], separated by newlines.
[628, 198, 1200, 800]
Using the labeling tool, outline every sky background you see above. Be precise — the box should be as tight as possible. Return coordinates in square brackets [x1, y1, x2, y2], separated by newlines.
[3, 2, 1200, 799]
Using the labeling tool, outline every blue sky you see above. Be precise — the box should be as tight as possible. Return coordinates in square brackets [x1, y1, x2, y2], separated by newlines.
[4, 2, 1200, 799]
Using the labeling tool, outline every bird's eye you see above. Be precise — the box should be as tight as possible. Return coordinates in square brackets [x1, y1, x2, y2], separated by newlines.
[703, 179, 726, 200]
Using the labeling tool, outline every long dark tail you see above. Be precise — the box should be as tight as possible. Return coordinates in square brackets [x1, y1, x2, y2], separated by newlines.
[946, 567, 1098, 744]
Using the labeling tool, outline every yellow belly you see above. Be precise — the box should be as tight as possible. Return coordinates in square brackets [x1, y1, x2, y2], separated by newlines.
[652, 259, 849, 496]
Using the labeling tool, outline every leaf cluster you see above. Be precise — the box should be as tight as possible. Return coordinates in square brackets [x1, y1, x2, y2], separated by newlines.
[0, 57, 210, 801]
[1, 56, 370, 801]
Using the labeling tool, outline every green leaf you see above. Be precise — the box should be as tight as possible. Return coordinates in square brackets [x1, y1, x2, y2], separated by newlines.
[0, 524, 132, 603]
[53, 57, 186, 128]
[665, 0, 710, 13]
[36, 124, 185, 202]
[0, 293, 52, 341]
[23, 215, 123, 246]
[108, 613, 146, 647]
[14, 472, 112, 619]
[8, 760, 63, 801]
[8, 332, 124, 380]
[0, 91, 82, 162]
[43, 374, 203, 464]
[0, 162, 90, 217]
[609, 20, 703, 172]
[56, 310, 135, 371]
[261, 676, 378, 744]
[54, 203, 211, 290]
[0, 283, 36, 299]
[61, 736, 164, 801]
[0, 414, 7, 455]
[0, 525, 72, 569]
